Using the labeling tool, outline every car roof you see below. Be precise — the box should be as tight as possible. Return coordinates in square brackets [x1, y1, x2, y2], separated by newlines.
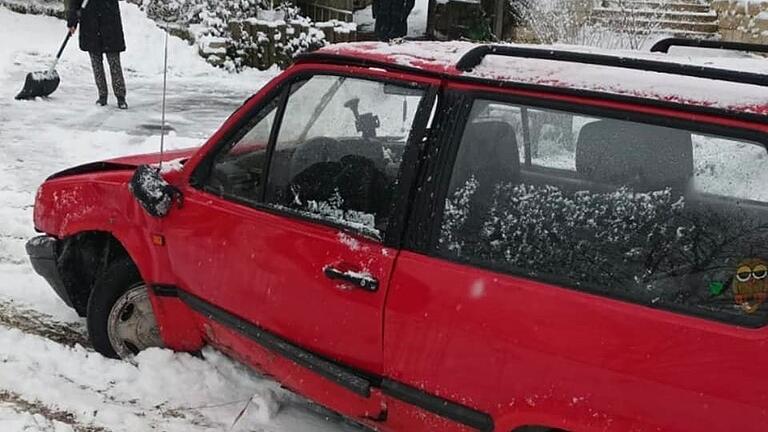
[306, 41, 768, 122]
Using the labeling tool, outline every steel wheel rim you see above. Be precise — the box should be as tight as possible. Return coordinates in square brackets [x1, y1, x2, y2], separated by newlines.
[107, 284, 164, 359]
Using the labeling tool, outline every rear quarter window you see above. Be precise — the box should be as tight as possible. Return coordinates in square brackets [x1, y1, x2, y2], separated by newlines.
[437, 99, 768, 326]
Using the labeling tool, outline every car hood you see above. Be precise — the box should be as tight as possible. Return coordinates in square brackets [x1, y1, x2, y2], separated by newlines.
[47, 147, 199, 180]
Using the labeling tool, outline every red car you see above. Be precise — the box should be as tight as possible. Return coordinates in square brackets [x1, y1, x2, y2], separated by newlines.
[27, 39, 768, 432]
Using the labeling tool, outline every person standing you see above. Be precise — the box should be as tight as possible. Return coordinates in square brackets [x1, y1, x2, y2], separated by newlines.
[67, 0, 128, 109]
[373, 0, 416, 41]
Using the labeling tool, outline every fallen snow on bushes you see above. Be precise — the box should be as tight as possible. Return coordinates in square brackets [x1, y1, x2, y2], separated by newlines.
[0, 4, 354, 432]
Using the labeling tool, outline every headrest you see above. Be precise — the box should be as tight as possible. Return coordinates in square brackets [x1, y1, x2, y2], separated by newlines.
[457, 120, 520, 178]
[575, 119, 693, 191]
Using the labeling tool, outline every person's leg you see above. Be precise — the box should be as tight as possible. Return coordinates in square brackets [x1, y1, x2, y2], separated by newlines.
[106, 52, 127, 109]
[89, 52, 108, 105]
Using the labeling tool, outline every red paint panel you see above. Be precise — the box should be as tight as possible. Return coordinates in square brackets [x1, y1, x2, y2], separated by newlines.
[380, 396, 476, 432]
[149, 294, 204, 352]
[32, 173, 172, 284]
[163, 188, 396, 374]
[384, 251, 768, 432]
[199, 317, 386, 421]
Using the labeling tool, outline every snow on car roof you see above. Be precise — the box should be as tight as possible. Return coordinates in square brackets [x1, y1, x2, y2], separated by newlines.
[315, 41, 768, 117]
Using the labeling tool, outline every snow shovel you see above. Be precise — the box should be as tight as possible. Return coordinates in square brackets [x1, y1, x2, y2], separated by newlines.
[15, 31, 73, 100]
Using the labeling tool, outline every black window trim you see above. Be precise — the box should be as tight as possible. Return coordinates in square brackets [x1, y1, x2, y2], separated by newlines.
[410, 88, 768, 329]
[191, 68, 437, 247]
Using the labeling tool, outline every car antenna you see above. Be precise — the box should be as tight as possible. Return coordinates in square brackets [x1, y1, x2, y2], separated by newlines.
[158, 24, 169, 171]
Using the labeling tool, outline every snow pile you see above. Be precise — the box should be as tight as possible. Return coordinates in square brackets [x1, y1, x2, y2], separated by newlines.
[0, 327, 293, 432]
[121, 2, 218, 77]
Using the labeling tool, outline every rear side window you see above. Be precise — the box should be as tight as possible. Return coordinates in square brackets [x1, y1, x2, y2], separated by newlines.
[438, 99, 768, 325]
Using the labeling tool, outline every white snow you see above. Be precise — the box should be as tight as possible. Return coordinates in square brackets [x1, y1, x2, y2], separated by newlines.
[320, 40, 768, 115]
[409, 0, 429, 36]
[0, 4, 357, 431]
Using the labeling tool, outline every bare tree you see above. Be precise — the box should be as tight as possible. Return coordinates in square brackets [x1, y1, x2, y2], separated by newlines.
[512, 0, 667, 50]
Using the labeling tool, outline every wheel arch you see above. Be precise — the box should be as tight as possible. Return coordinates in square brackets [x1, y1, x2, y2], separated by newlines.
[56, 228, 158, 317]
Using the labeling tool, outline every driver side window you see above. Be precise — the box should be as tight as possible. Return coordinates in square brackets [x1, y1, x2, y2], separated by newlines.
[205, 98, 278, 203]
[265, 75, 426, 239]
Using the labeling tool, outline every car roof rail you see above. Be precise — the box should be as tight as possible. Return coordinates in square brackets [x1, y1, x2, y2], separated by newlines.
[455, 44, 768, 88]
[650, 37, 768, 54]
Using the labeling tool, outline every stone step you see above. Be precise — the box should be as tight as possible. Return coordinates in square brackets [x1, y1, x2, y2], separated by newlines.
[593, 16, 719, 33]
[600, 1, 711, 13]
[593, 7, 718, 23]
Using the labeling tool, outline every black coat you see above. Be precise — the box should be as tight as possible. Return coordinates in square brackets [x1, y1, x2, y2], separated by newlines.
[373, 0, 415, 40]
[67, 0, 126, 53]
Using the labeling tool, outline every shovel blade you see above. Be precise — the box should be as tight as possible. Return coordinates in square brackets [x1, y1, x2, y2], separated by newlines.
[15, 70, 61, 100]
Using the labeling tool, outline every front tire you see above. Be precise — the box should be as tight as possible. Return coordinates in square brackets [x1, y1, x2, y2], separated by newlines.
[87, 258, 164, 359]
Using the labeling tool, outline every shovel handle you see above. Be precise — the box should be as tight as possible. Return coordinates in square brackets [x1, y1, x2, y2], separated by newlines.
[49, 0, 90, 72]
[55, 32, 72, 61]
[48, 31, 72, 73]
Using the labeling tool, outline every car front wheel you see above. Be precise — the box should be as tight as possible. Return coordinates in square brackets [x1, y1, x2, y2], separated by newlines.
[87, 257, 164, 359]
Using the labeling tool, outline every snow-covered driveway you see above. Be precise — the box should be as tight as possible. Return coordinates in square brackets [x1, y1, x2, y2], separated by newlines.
[0, 5, 354, 432]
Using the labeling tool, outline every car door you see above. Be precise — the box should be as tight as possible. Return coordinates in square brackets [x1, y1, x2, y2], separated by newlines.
[163, 66, 436, 376]
[383, 89, 768, 431]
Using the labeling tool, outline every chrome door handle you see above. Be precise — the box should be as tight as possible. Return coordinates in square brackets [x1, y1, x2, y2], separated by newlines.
[323, 266, 379, 292]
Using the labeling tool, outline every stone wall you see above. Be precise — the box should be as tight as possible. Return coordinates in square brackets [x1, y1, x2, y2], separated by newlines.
[296, 0, 372, 22]
[199, 18, 357, 69]
[713, 0, 768, 44]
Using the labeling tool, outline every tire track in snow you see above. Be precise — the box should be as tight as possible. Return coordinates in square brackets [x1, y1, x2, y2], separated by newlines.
[0, 300, 89, 348]
[0, 390, 109, 432]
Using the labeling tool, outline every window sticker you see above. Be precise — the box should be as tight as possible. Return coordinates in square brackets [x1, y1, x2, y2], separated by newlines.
[732, 259, 768, 314]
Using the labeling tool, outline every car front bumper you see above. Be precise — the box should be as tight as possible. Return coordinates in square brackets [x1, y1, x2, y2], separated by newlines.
[26, 235, 74, 308]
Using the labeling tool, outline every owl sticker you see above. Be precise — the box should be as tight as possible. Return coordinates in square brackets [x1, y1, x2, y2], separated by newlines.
[732, 259, 768, 314]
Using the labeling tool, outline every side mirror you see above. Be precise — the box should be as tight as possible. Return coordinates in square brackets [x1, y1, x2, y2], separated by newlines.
[129, 165, 179, 217]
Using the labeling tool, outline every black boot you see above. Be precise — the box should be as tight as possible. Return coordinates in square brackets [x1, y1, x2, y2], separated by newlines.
[117, 97, 128, 110]
[96, 95, 107, 106]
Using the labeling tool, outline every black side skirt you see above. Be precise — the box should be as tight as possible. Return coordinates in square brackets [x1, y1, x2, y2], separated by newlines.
[155, 286, 495, 431]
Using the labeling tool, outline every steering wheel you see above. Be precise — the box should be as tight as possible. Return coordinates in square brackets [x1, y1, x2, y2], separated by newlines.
[289, 136, 343, 180]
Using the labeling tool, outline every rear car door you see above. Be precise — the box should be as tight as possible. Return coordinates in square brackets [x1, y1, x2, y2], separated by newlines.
[163, 66, 436, 376]
[384, 87, 768, 431]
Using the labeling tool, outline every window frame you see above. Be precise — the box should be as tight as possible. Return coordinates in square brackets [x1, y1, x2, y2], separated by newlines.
[190, 69, 438, 246]
[412, 88, 768, 328]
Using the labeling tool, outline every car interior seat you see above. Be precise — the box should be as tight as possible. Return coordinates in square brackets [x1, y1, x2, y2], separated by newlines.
[450, 120, 521, 195]
[447, 120, 521, 241]
[575, 119, 694, 192]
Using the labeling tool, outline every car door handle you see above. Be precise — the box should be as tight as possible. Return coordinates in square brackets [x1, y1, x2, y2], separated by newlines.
[323, 266, 379, 292]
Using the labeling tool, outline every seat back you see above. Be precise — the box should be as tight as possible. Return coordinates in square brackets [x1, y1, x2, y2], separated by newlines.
[575, 119, 693, 191]
[450, 120, 521, 194]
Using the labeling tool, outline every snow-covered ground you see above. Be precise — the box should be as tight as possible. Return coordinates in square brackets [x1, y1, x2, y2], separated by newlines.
[0, 4, 360, 431]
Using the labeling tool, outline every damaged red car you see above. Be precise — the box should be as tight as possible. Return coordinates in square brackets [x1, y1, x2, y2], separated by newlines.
[27, 39, 768, 432]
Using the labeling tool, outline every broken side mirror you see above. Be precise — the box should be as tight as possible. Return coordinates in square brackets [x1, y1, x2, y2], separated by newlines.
[129, 165, 180, 217]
